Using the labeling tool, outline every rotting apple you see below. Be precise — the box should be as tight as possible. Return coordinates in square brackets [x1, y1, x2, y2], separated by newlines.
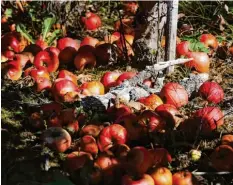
[57, 37, 80, 51]
[80, 36, 99, 47]
[58, 46, 77, 64]
[66, 120, 79, 133]
[185, 52, 210, 73]
[42, 127, 72, 152]
[97, 124, 127, 152]
[74, 45, 96, 71]
[65, 151, 93, 172]
[29, 112, 45, 129]
[198, 81, 224, 104]
[52, 78, 80, 102]
[160, 82, 189, 109]
[138, 94, 163, 110]
[210, 145, 233, 171]
[80, 81, 105, 96]
[149, 148, 172, 167]
[58, 108, 77, 125]
[81, 12, 102, 31]
[95, 43, 113, 65]
[34, 50, 59, 72]
[100, 71, 121, 91]
[122, 174, 155, 185]
[125, 146, 153, 176]
[150, 167, 172, 185]
[57, 69, 78, 85]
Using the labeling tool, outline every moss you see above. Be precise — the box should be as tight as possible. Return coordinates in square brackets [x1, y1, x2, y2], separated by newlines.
[1, 108, 23, 130]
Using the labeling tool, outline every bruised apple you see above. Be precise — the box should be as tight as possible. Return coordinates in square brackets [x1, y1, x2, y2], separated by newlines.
[42, 127, 71, 152]
[58, 47, 77, 64]
[52, 78, 80, 102]
[97, 124, 127, 152]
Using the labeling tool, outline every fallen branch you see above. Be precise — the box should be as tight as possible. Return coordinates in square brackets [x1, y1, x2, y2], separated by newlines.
[80, 58, 193, 112]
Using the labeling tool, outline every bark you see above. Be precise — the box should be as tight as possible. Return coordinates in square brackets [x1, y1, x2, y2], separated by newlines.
[134, 1, 167, 65]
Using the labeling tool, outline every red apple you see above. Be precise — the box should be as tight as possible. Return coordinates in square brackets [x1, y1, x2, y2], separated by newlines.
[1, 32, 22, 53]
[58, 108, 77, 125]
[200, 34, 218, 49]
[35, 77, 52, 92]
[57, 37, 80, 51]
[45, 46, 60, 57]
[35, 36, 48, 50]
[172, 171, 198, 185]
[80, 81, 105, 96]
[74, 45, 96, 71]
[115, 114, 144, 141]
[138, 94, 163, 110]
[150, 167, 172, 185]
[80, 124, 104, 138]
[176, 41, 190, 57]
[149, 148, 172, 167]
[80, 135, 98, 156]
[210, 145, 233, 171]
[6, 60, 22, 81]
[116, 34, 135, 56]
[57, 70, 78, 85]
[81, 12, 102, 31]
[100, 71, 121, 91]
[107, 104, 132, 121]
[66, 120, 79, 133]
[115, 72, 137, 86]
[122, 174, 154, 185]
[155, 104, 182, 128]
[52, 78, 80, 102]
[160, 82, 189, 108]
[126, 146, 153, 175]
[58, 46, 77, 64]
[2, 50, 15, 60]
[24, 66, 50, 80]
[65, 151, 93, 172]
[97, 124, 127, 152]
[34, 50, 59, 72]
[185, 52, 210, 73]
[42, 127, 72, 152]
[138, 110, 166, 133]
[198, 81, 224, 104]
[95, 153, 119, 170]
[80, 36, 99, 47]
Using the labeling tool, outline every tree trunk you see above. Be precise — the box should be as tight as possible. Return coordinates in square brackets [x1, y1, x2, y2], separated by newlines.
[134, 1, 167, 66]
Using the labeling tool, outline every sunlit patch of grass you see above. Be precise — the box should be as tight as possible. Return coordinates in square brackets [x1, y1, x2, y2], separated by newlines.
[1, 108, 23, 130]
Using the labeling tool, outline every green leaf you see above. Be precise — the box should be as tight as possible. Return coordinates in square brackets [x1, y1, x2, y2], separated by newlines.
[4, 8, 13, 18]
[46, 29, 62, 46]
[42, 15, 56, 41]
[16, 24, 35, 44]
[189, 41, 209, 53]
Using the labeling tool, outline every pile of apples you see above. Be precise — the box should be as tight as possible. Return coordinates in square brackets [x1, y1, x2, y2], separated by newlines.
[26, 76, 227, 185]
